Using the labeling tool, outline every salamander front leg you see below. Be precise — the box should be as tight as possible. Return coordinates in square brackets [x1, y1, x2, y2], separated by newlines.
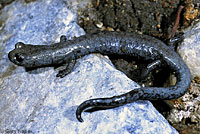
[56, 59, 76, 78]
[60, 35, 67, 43]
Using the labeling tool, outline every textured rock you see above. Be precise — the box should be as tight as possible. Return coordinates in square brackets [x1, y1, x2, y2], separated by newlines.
[0, 0, 178, 134]
[178, 22, 200, 78]
[169, 22, 200, 133]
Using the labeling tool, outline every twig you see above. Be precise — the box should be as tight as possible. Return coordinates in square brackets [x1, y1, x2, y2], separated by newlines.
[168, 5, 184, 39]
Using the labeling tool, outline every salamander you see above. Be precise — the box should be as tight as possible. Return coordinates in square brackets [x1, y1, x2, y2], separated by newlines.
[8, 31, 191, 122]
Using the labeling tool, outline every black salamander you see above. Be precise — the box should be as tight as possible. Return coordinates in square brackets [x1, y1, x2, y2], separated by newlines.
[8, 31, 191, 122]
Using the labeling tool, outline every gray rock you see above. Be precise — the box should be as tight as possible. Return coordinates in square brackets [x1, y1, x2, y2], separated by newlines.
[0, 0, 178, 134]
[178, 22, 200, 78]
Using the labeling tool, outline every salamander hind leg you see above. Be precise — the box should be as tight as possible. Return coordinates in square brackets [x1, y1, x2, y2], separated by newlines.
[167, 33, 184, 50]
[139, 60, 162, 80]
[56, 59, 76, 78]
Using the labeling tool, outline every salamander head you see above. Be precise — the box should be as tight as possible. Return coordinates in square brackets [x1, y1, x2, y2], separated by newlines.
[8, 42, 30, 66]
[8, 42, 64, 68]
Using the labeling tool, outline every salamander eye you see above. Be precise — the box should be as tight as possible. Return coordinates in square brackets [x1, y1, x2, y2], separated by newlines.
[15, 53, 24, 62]
[15, 42, 25, 49]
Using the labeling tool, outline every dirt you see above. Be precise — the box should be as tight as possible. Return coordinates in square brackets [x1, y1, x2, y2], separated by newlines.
[77, 0, 200, 133]
[0, 0, 36, 9]
[79, 0, 199, 37]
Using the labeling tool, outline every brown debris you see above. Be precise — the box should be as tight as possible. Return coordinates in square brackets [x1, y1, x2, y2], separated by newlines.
[193, 76, 200, 84]
[183, 2, 199, 26]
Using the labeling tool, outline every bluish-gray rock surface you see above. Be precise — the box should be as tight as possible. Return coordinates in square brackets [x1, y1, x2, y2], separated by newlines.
[0, 0, 178, 134]
[178, 22, 200, 78]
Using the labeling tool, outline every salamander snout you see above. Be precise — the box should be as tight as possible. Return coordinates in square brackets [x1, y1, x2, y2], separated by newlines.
[8, 42, 27, 66]
[8, 50, 25, 66]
